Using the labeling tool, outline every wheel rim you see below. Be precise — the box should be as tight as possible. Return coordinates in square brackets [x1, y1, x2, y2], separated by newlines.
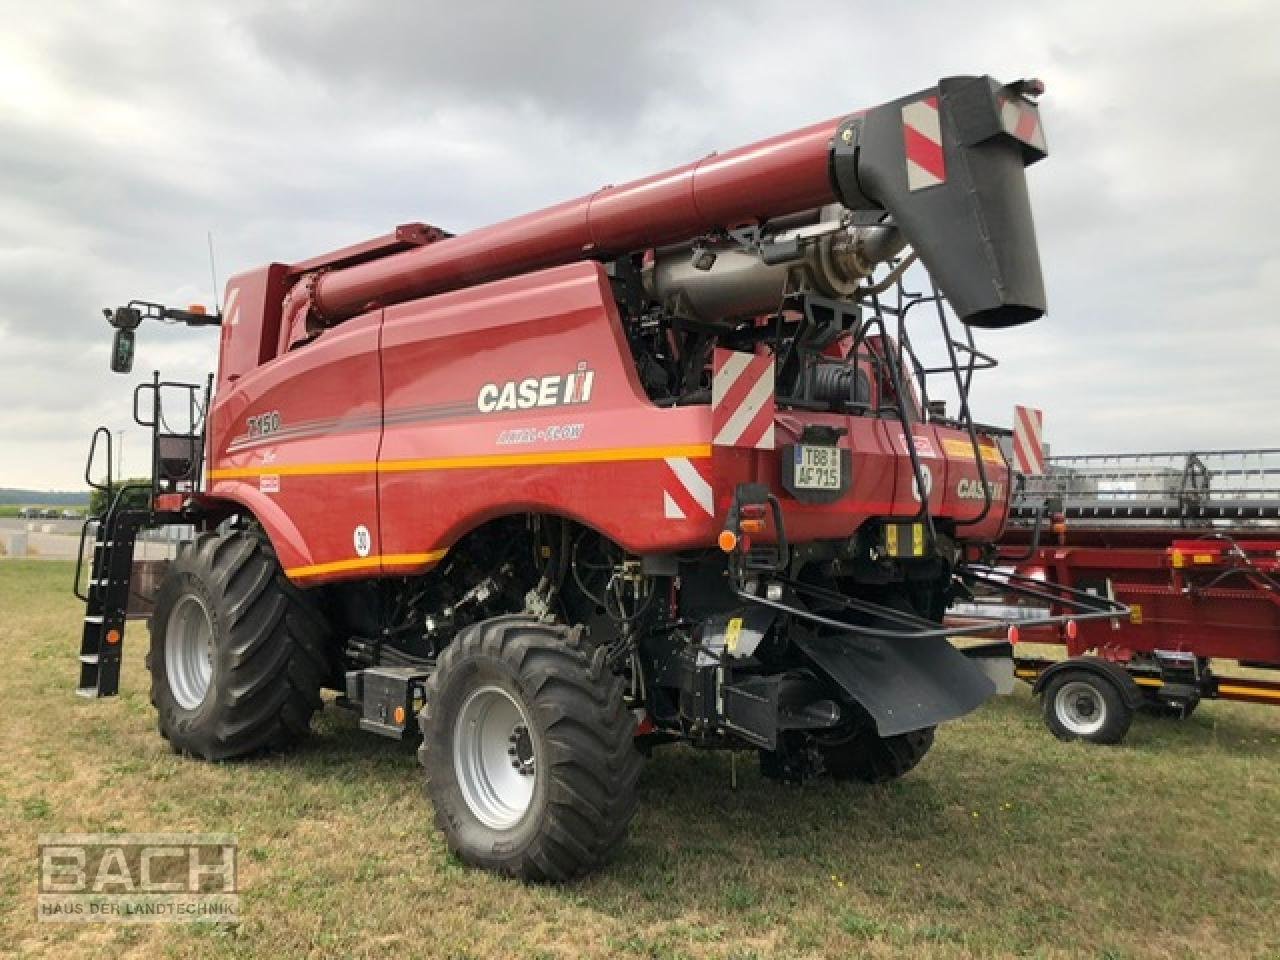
[453, 685, 537, 830]
[1054, 680, 1106, 736]
[165, 593, 214, 710]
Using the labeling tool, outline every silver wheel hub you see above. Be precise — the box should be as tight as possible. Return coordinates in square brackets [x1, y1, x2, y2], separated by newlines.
[1055, 680, 1106, 736]
[453, 685, 537, 830]
[166, 593, 214, 710]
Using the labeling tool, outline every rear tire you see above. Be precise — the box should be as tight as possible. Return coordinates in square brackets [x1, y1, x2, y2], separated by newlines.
[418, 616, 641, 881]
[759, 725, 936, 784]
[1043, 669, 1133, 744]
[818, 725, 936, 783]
[147, 530, 329, 760]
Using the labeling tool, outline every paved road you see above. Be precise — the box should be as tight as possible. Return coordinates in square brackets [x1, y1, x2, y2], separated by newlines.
[0, 516, 83, 536]
[0, 517, 181, 561]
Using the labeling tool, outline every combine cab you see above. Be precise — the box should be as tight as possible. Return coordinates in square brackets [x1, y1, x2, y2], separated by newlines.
[77, 74, 1119, 880]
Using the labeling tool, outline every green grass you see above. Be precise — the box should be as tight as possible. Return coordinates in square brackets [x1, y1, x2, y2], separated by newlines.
[0, 505, 60, 518]
[1, 558, 1278, 958]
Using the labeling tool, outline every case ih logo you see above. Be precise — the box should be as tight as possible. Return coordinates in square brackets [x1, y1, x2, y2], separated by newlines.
[956, 477, 1004, 501]
[477, 362, 595, 414]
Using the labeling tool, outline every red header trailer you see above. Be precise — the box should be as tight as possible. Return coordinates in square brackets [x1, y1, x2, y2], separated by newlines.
[985, 448, 1280, 743]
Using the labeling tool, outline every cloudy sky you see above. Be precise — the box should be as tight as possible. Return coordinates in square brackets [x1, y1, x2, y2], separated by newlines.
[1, 1, 1277, 489]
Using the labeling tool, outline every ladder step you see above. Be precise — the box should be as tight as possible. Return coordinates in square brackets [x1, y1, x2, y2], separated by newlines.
[79, 653, 100, 665]
[84, 615, 105, 624]
[75, 686, 100, 698]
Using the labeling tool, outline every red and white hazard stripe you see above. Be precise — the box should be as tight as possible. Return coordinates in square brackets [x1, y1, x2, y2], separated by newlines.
[224, 285, 241, 327]
[712, 348, 775, 450]
[1012, 405, 1046, 476]
[663, 456, 714, 520]
[1000, 96, 1047, 153]
[901, 96, 946, 192]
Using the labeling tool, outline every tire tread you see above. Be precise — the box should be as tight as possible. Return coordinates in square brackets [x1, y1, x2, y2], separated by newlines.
[148, 530, 328, 761]
[418, 616, 640, 882]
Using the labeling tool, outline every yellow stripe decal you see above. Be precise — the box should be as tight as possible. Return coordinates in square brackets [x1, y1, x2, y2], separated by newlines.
[1218, 683, 1280, 701]
[286, 549, 448, 579]
[1133, 676, 1163, 688]
[378, 443, 712, 473]
[210, 443, 712, 481]
[212, 461, 377, 480]
[942, 438, 1006, 465]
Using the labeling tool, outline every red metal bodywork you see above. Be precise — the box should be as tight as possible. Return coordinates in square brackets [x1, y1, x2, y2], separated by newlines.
[306, 119, 843, 324]
[209, 261, 1010, 583]
[196, 78, 1056, 584]
[1000, 527, 1280, 705]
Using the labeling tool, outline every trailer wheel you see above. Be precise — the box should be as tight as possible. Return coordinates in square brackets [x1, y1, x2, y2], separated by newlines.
[818, 725, 936, 783]
[1043, 669, 1133, 744]
[147, 531, 328, 760]
[418, 616, 642, 882]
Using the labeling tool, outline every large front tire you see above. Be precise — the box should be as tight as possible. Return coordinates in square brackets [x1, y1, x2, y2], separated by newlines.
[147, 531, 329, 760]
[418, 616, 641, 882]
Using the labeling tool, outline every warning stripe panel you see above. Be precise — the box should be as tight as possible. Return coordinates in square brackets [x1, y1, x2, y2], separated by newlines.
[1000, 96, 1047, 152]
[664, 456, 715, 517]
[1012, 404, 1045, 475]
[712, 348, 775, 450]
[225, 285, 241, 327]
[902, 96, 946, 192]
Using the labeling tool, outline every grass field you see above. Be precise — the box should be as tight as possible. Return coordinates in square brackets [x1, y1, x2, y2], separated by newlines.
[1, 558, 1277, 959]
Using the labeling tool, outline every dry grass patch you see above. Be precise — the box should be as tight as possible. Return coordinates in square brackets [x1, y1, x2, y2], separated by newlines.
[1, 559, 1278, 958]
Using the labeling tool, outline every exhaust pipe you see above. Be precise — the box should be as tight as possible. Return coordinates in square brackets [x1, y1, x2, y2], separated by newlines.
[832, 75, 1048, 327]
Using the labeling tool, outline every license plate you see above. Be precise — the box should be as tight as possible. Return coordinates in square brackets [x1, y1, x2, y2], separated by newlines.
[793, 445, 841, 490]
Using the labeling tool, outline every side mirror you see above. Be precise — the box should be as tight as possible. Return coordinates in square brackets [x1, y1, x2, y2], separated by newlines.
[111, 328, 135, 373]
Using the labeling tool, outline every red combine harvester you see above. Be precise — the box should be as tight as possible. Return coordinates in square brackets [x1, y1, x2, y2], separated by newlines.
[77, 75, 1117, 880]
[988, 443, 1280, 743]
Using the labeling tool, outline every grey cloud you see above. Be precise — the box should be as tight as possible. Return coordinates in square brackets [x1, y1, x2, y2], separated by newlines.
[1, 1, 1278, 487]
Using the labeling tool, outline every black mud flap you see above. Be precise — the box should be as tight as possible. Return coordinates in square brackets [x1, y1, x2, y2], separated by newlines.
[959, 640, 1016, 696]
[793, 629, 996, 737]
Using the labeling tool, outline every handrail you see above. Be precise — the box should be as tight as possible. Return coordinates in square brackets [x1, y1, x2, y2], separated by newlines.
[84, 427, 113, 494]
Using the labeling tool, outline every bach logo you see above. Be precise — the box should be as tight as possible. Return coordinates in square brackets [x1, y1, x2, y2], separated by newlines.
[476, 361, 595, 414]
[38, 833, 239, 924]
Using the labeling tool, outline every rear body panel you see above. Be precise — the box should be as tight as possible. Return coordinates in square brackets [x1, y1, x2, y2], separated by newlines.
[207, 311, 384, 578]
[206, 262, 1010, 583]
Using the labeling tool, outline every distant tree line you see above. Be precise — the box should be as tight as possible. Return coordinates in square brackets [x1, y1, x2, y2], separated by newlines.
[0, 488, 91, 507]
[88, 479, 152, 517]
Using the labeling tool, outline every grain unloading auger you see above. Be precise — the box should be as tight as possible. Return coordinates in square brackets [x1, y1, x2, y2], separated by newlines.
[271, 74, 1050, 339]
[81, 74, 1120, 880]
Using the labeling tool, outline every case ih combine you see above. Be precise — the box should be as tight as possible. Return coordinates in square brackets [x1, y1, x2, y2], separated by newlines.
[76, 74, 1118, 880]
